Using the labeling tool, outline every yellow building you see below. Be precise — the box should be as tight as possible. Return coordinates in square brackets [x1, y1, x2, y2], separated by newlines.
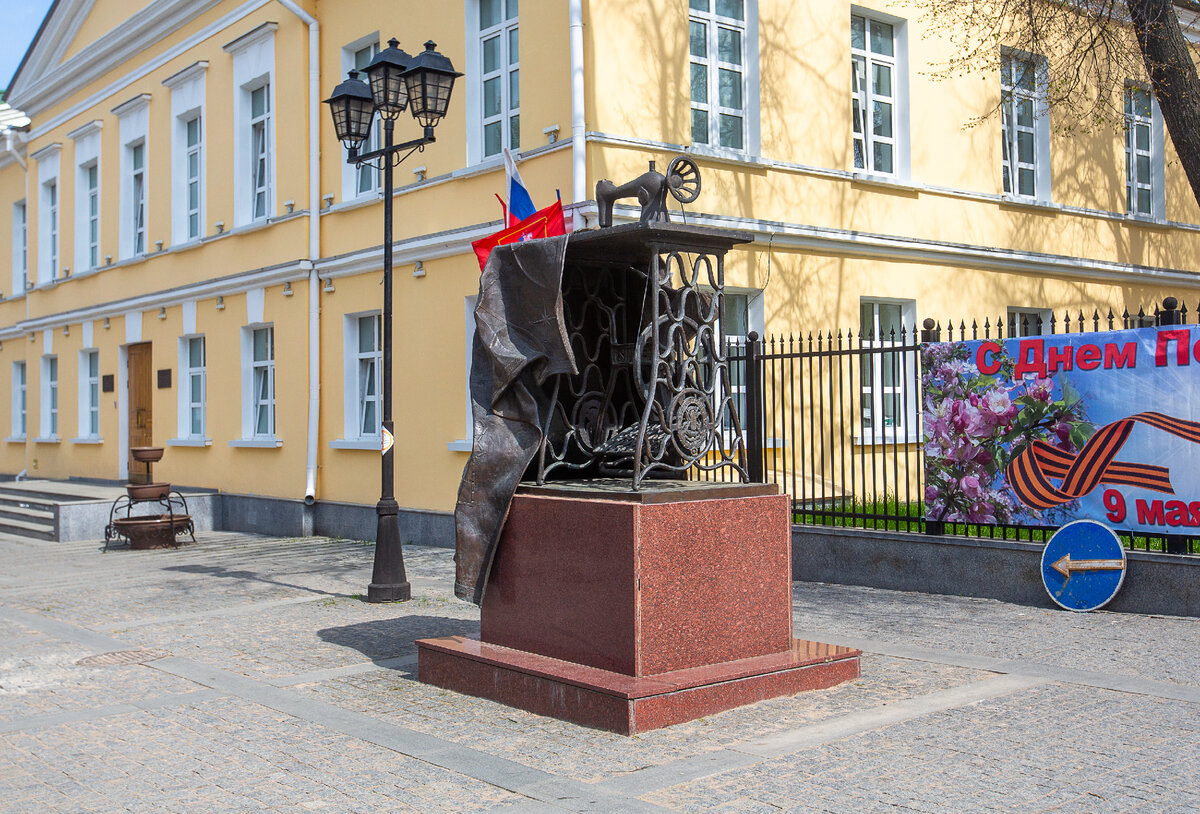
[0, 0, 1197, 541]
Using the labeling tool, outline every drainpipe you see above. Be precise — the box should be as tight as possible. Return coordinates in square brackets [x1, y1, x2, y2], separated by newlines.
[569, 0, 586, 230]
[276, 0, 322, 507]
[4, 131, 27, 170]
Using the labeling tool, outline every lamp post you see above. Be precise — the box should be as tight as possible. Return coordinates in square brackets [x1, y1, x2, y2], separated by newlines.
[324, 39, 461, 603]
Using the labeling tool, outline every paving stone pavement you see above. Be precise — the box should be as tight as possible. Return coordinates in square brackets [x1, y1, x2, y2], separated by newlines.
[0, 531, 1197, 812]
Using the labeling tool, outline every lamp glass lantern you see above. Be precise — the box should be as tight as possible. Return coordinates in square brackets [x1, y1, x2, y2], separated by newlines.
[403, 41, 464, 129]
[365, 38, 413, 119]
[324, 70, 376, 150]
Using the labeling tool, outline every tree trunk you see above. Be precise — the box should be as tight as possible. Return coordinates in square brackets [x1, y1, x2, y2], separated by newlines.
[1127, 0, 1200, 208]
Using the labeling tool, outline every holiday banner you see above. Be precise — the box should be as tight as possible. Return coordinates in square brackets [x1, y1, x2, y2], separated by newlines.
[922, 325, 1200, 533]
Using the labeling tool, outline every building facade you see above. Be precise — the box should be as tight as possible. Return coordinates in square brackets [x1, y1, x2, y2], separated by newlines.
[0, 0, 1198, 542]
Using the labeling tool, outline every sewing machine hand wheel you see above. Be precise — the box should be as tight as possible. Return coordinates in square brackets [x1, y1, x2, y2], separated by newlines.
[666, 156, 701, 204]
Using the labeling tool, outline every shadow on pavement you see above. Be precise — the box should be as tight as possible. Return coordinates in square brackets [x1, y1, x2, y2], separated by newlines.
[163, 562, 352, 596]
[317, 615, 480, 665]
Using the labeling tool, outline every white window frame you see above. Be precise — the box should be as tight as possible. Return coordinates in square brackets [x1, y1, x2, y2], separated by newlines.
[850, 8, 909, 179]
[240, 324, 275, 440]
[11, 361, 26, 439]
[340, 36, 381, 201]
[130, 142, 147, 255]
[177, 334, 206, 440]
[859, 297, 918, 443]
[78, 348, 100, 439]
[1006, 306, 1051, 337]
[717, 288, 763, 438]
[68, 120, 103, 274]
[250, 84, 272, 221]
[225, 23, 276, 228]
[1124, 84, 1165, 220]
[481, 0, 519, 160]
[40, 354, 58, 439]
[689, 0, 759, 155]
[32, 142, 61, 285]
[12, 200, 27, 294]
[341, 312, 382, 442]
[464, 0, 518, 164]
[1000, 51, 1051, 202]
[164, 62, 208, 245]
[113, 94, 150, 260]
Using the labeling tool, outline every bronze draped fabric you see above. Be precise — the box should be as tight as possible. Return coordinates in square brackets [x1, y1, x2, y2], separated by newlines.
[453, 235, 575, 605]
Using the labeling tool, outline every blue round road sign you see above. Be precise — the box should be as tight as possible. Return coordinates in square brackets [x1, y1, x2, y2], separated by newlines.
[1041, 520, 1127, 612]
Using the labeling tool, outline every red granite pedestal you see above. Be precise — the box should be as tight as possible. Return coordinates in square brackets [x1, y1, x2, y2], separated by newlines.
[418, 480, 861, 735]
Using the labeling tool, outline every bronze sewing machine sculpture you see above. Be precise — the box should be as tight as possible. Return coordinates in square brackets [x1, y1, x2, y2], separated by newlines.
[596, 156, 702, 227]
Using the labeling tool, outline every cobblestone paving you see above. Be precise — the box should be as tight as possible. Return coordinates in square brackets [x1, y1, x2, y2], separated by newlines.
[1, 531, 1197, 812]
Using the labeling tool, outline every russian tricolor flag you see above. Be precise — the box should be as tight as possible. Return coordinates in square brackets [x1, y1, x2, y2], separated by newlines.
[504, 148, 536, 227]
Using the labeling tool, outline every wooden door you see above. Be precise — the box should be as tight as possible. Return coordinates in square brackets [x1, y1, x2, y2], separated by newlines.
[128, 343, 153, 483]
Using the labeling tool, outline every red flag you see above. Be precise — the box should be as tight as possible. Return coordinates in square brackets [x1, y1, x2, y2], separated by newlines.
[472, 199, 566, 270]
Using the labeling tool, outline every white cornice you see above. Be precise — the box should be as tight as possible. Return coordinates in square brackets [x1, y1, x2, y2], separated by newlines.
[29, 142, 62, 162]
[9, 259, 311, 336]
[161, 60, 209, 89]
[222, 21, 278, 54]
[10, 0, 254, 130]
[65, 119, 103, 141]
[110, 93, 151, 118]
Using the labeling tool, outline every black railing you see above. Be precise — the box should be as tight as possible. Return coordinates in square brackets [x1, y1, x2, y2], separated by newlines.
[702, 298, 1199, 555]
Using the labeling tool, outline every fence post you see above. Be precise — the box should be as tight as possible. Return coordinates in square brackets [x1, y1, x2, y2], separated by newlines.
[744, 331, 764, 483]
[1157, 297, 1182, 326]
[920, 318, 940, 343]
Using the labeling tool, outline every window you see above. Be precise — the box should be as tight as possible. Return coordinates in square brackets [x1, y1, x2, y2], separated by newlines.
[859, 299, 917, 440]
[79, 349, 99, 438]
[1000, 52, 1049, 200]
[251, 326, 274, 437]
[185, 336, 206, 437]
[1006, 306, 1050, 337]
[11, 361, 26, 438]
[851, 13, 899, 175]
[690, 0, 747, 150]
[250, 85, 271, 220]
[355, 315, 382, 438]
[164, 61, 207, 244]
[480, 0, 519, 157]
[46, 180, 58, 278]
[70, 120, 103, 273]
[85, 165, 100, 268]
[721, 292, 750, 430]
[41, 355, 58, 438]
[12, 201, 26, 293]
[352, 42, 381, 195]
[33, 142, 61, 285]
[1125, 86, 1161, 218]
[114, 94, 150, 260]
[186, 116, 203, 239]
[131, 142, 147, 254]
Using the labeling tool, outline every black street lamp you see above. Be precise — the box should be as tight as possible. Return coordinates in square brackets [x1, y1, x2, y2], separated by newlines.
[324, 39, 461, 603]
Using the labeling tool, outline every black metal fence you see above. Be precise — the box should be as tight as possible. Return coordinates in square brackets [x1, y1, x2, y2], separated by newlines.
[709, 297, 1200, 555]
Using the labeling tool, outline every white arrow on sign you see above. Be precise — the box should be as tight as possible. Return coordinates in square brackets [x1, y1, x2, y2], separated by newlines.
[1050, 553, 1125, 579]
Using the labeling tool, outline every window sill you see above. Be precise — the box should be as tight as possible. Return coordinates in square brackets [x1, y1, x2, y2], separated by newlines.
[1123, 212, 1170, 229]
[228, 438, 282, 448]
[447, 439, 472, 452]
[330, 438, 381, 451]
[166, 437, 212, 447]
[850, 172, 920, 196]
[684, 145, 771, 169]
[70, 436, 103, 444]
[5, 436, 26, 444]
[999, 194, 1059, 212]
[32, 436, 61, 444]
